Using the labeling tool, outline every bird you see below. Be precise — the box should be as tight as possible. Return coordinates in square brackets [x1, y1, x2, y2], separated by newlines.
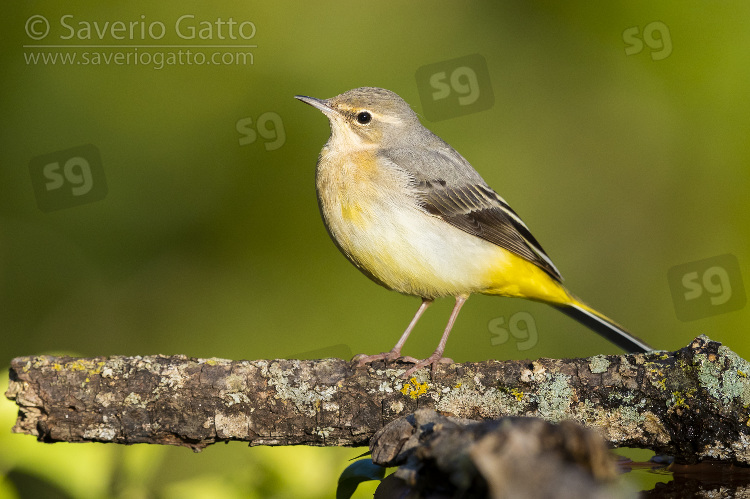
[295, 87, 651, 378]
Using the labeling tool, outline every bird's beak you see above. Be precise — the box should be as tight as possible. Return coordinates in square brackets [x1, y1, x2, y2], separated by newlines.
[295, 95, 336, 116]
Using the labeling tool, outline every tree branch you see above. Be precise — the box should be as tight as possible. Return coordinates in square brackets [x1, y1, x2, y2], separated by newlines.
[6, 336, 750, 464]
[368, 409, 624, 498]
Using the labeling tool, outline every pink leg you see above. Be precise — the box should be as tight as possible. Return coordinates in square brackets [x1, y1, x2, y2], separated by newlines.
[402, 295, 468, 378]
[355, 298, 433, 366]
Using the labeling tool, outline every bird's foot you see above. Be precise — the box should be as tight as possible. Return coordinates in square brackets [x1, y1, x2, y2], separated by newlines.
[354, 350, 402, 367]
[354, 351, 453, 378]
[400, 354, 453, 379]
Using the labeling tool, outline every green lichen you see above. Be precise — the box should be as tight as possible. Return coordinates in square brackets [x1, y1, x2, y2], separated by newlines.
[266, 361, 338, 417]
[435, 375, 524, 419]
[607, 390, 637, 405]
[124, 392, 146, 408]
[616, 405, 644, 427]
[224, 373, 246, 392]
[577, 398, 669, 445]
[695, 346, 750, 406]
[536, 373, 573, 422]
[588, 355, 610, 374]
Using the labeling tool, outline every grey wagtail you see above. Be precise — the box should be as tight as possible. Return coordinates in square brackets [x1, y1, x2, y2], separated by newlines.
[295, 87, 651, 377]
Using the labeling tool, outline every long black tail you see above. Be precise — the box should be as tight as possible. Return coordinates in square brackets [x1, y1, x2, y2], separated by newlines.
[553, 303, 652, 353]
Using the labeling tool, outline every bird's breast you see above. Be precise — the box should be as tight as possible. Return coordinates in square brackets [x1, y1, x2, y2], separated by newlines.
[314, 147, 507, 298]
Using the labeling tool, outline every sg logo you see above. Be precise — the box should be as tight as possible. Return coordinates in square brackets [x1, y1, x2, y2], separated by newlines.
[415, 53, 494, 121]
[43, 157, 94, 197]
[236, 112, 285, 151]
[668, 254, 746, 321]
[28, 144, 107, 212]
[488, 311, 538, 351]
[623, 21, 672, 61]
[430, 66, 481, 107]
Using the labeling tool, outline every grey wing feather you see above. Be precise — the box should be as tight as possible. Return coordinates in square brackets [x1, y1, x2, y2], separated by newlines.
[379, 146, 563, 282]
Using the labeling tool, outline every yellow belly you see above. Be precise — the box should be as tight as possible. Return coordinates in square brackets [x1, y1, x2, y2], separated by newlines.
[315, 148, 573, 304]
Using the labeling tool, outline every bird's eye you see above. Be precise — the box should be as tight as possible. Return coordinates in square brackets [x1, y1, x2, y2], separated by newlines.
[356, 111, 372, 125]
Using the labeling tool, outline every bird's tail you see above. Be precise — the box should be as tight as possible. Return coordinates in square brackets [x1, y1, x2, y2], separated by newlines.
[553, 300, 652, 353]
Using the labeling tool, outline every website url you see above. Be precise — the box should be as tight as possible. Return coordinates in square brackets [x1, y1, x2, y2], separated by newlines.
[24, 47, 254, 70]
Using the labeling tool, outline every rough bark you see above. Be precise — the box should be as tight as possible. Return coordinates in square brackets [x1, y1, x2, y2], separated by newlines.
[5, 335, 750, 465]
[369, 409, 629, 498]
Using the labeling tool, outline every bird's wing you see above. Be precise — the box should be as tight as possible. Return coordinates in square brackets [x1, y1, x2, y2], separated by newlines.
[380, 146, 563, 282]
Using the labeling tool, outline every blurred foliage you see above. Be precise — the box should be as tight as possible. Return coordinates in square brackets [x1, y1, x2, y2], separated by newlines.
[2, 0, 749, 496]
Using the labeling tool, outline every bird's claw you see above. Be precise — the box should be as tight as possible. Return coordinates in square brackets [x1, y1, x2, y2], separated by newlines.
[355, 351, 453, 378]
[400, 355, 453, 379]
[353, 351, 401, 367]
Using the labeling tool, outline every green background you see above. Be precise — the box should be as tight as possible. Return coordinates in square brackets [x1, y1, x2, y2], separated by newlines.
[1, 1, 748, 497]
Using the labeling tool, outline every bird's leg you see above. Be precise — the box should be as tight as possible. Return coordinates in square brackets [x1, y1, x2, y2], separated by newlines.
[402, 295, 468, 378]
[355, 298, 432, 366]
